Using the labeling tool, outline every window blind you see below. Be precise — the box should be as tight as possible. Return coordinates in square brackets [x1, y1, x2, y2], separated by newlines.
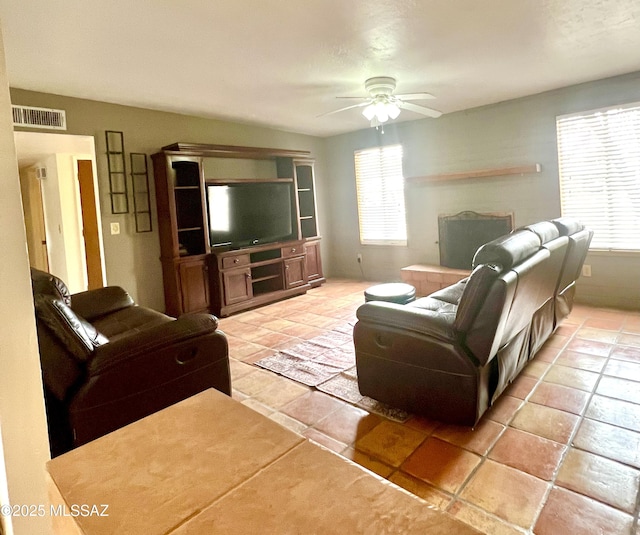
[557, 103, 640, 251]
[354, 144, 407, 246]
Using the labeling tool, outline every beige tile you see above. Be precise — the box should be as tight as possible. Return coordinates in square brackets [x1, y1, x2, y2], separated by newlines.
[485, 395, 523, 425]
[573, 418, 640, 468]
[596, 375, 640, 405]
[355, 420, 427, 467]
[432, 419, 504, 455]
[528, 381, 589, 415]
[585, 394, 640, 432]
[281, 390, 344, 425]
[448, 500, 527, 535]
[314, 403, 380, 445]
[252, 376, 309, 409]
[535, 486, 633, 535]
[341, 447, 394, 478]
[401, 437, 481, 493]
[388, 471, 453, 510]
[241, 398, 274, 417]
[47, 389, 304, 535]
[556, 448, 640, 513]
[510, 402, 579, 444]
[460, 460, 549, 529]
[232, 368, 280, 396]
[576, 326, 620, 344]
[543, 363, 599, 391]
[521, 359, 551, 379]
[488, 427, 565, 481]
[302, 428, 347, 453]
[175, 441, 481, 535]
[268, 412, 307, 435]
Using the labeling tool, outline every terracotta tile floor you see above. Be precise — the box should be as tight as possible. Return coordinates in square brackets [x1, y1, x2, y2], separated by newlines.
[218, 279, 640, 534]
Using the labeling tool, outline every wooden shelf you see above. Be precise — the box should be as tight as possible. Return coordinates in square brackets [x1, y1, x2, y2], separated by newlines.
[407, 164, 542, 185]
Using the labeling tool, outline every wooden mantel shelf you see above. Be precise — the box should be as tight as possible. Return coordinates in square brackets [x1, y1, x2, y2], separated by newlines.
[407, 164, 542, 185]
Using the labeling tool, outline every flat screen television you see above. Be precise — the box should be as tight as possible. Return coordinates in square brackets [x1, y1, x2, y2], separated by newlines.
[206, 181, 296, 249]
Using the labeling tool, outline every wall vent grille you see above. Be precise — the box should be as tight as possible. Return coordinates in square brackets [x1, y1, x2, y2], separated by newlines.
[12, 105, 67, 130]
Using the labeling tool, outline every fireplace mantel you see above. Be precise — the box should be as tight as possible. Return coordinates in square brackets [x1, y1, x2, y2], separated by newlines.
[406, 164, 541, 185]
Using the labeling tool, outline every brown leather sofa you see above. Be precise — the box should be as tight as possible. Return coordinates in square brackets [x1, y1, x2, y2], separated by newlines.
[354, 218, 592, 426]
[30, 268, 231, 456]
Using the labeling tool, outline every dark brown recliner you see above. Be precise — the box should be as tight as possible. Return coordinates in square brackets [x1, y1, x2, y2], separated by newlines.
[30, 268, 231, 456]
[354, 219, 591, 426]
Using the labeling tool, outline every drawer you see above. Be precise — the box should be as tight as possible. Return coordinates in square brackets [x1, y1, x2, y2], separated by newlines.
[281, 244, 303, 258]
[222, 254, 250, 269]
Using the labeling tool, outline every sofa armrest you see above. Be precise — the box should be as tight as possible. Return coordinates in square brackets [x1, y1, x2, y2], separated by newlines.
[68, 313, 229, 447]
[356, 300, 457, 342]
[88, 313, 220, 374]
[71, 286, 135, 321]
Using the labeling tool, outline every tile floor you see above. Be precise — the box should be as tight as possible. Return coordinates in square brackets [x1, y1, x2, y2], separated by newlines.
[219, 279, 640, 535]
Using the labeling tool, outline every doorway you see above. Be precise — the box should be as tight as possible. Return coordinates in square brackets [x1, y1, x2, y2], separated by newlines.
[14, 132, 106, 292]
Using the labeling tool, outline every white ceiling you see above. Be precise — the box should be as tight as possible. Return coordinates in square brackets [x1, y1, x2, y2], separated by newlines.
[2, 0, 640, 137]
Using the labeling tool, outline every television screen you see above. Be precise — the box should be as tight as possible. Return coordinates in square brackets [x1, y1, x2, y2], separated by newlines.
[207, 182, 295, 248]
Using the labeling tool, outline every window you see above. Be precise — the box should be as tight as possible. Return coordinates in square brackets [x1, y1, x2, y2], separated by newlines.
[557, 103, 640, 251]
[354, 144, 407, 245]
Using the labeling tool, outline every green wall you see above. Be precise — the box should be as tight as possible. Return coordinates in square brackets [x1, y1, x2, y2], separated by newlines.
[11, 88, 327, 311]
[324, 72, 640, 309]
[11, 71, 640, 310]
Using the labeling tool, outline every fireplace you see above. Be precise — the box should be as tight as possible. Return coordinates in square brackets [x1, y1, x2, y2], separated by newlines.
[438, 211, 514, 269]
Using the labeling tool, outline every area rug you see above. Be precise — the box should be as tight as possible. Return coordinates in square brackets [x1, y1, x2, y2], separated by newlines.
[255, 323, 411, 422]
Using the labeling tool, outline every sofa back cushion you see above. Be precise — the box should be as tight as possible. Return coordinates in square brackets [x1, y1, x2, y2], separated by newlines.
[34, 295, 108, 362]
[31, 268, 71, 305]
[472, 229, 541, 270]
[453, 264, 501, 333]
[462, 229, 550, 364]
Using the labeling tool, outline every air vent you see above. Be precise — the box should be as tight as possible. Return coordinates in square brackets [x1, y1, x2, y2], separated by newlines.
[12, 105, 67, 130]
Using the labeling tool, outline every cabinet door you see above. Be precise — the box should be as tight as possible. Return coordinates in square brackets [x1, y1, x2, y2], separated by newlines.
[304, 241, 323, 282]
[178, 259, 210, 313]
[284, 256, 307, 289]
[223, 268, 253, 305]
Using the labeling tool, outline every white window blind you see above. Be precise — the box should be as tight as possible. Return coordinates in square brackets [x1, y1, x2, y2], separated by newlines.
[557, 103, 640, 251]
[354, 144, 407, 246]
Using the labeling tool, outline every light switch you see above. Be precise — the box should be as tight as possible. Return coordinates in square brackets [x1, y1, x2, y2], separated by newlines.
[110, 222, 120, 235]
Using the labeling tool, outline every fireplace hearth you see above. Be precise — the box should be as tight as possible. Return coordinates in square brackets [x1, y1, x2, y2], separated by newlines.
[438, 211, 514, 269]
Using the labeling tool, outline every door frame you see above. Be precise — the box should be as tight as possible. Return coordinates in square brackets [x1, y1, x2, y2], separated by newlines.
[14, 131, 106, 291]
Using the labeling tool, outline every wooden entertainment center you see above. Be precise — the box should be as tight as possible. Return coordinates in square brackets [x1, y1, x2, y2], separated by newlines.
[152, 143, 324, 317]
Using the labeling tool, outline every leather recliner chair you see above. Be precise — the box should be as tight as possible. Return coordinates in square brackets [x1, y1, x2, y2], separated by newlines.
[30, 268, 231, 456]
[354, 219, 592, 426]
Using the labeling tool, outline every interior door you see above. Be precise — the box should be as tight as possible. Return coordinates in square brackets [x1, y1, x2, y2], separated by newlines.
[18, 167, 49, 271]
[77, 159, 104, 289]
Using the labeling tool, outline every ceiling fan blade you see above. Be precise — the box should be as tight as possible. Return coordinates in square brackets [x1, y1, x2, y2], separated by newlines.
[318, 101, 369, 117]
[398, 101, 442, 118]
[336, 96, 369, 100]
[395, 92, 436, 100]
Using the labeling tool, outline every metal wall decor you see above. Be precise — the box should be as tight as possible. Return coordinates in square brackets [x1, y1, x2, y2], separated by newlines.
[130, 152, 153, 232]
[105, 130, 129, 214]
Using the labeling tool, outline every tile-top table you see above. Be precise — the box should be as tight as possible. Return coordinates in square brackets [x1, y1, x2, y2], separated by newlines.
[47, 389, 480, 535]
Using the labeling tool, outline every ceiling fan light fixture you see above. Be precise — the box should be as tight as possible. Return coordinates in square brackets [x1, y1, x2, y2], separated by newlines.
[362, 104, 376, 121]
[387, 102, 401, 119]
[373, 101, 389, 123]
[362, 101, 401, 125]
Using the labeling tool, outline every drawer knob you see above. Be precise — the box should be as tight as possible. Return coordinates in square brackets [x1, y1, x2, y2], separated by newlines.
[291, 248, 296, 253]
[234, 258, 239, 263]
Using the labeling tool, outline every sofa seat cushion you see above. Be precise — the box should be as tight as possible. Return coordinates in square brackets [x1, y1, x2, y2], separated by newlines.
[429, 279, 467, 305]
[91, 305, 172, 341]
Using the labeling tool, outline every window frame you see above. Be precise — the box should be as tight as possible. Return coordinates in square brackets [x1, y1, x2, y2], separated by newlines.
[353, 144, 408, 247]
[556, 102, 640, 253]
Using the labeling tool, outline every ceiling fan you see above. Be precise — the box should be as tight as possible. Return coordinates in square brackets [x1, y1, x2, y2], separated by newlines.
[322, 76, 442, 128]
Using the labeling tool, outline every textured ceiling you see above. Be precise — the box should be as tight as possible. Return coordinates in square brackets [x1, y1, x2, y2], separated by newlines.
[1, 0, 640, 137]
